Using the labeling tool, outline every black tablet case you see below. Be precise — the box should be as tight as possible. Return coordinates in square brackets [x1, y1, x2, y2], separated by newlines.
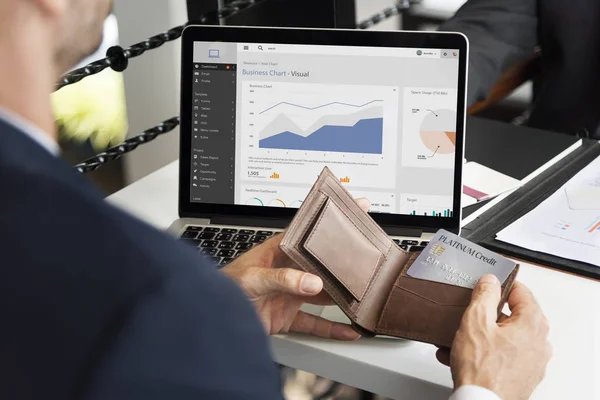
[462, 136, 600, 280]
[462, 117, 584, 221]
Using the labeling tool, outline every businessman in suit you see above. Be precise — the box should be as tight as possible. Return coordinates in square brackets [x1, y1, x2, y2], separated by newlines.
[441, 0, 600, 139]
[0, 1, 550, 399]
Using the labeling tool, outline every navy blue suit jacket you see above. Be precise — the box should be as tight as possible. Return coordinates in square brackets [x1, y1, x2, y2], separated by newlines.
[0, 119, 283, 400]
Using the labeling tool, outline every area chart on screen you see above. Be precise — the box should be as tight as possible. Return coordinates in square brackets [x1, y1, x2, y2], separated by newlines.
[241, 81, 397, 155]
[258, 100, 384, 154]
[238, 81, 400, 190]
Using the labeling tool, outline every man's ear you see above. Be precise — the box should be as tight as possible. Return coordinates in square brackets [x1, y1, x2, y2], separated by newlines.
[32, 0, 69, 18]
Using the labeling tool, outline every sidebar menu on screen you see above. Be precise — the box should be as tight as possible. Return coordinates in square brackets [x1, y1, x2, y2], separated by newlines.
[190, 63, 237, 203]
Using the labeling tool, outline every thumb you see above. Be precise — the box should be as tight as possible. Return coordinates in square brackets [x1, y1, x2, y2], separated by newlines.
[255, 268, 324, 297]
[466, 274, 502, 326]
[355, 198, 370, 213]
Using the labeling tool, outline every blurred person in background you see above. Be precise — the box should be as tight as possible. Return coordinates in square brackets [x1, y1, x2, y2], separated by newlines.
[441, 0, 600, 139]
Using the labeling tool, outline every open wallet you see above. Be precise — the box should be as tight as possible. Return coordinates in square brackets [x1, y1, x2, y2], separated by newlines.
[280, 167, 519, 348]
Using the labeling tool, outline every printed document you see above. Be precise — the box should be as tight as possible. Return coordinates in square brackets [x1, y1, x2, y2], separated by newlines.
[496, 156, 600, 266]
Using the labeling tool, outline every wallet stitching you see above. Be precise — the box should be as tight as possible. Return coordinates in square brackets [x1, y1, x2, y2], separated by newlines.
[393, 285, 470, 307]
[355, 244, 393, 317]
[376, 268, 520, 345]
[324, 181, 391, 251]
[286, 194, 328, 275]
[375, 273, 398, 331]
[288, 194, 358, 318]
[333, 199, 392, 257]
[355, 252, 383, 311]
[375, 287, 462, 346]
[305, 200, 382, 301]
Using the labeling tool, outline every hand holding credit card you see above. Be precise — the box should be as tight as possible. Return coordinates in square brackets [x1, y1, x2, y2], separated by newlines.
[280, 167, 520, 347]
[407, 230, 517, 288]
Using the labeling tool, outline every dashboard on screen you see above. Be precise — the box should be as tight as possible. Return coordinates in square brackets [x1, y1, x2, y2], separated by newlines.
[188, 41, 460, 218]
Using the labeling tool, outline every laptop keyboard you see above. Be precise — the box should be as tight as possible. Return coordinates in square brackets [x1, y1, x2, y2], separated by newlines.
[178, 225, 278, 267]
[393, 239, 429, 253]
[179, 225, 430, 268]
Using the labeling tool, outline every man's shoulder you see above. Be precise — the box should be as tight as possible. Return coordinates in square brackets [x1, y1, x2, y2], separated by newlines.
[0, 153, 239, 309]
[85, 251, 284, 400]
[0, 149, 273, 398]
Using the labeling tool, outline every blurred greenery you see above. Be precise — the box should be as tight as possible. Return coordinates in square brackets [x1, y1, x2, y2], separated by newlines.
[52, 68, 128, 150]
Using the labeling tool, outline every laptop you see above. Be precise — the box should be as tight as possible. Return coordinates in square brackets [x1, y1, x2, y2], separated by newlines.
[168, 25, 468, 268]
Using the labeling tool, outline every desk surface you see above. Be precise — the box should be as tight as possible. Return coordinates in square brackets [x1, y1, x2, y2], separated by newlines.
[107, 160, 600, 400]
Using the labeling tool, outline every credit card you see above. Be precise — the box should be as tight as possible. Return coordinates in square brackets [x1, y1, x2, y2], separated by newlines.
[406, 230, 517, 288]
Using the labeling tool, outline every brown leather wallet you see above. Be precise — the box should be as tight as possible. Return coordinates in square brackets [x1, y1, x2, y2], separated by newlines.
[280, 167, 519, 348]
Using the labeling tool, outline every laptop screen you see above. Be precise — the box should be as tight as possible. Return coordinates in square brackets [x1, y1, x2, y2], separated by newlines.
[189, 41, 461, 218]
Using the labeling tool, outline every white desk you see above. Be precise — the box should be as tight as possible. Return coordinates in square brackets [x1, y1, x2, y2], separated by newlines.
[107, 160, 600, 400]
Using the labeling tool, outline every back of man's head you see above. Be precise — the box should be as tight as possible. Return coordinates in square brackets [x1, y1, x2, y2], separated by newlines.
[3, 0, 110, 73]
[0, 0, 111, 135]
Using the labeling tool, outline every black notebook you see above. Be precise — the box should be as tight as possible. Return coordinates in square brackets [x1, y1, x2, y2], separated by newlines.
[462, 117, 583, 224]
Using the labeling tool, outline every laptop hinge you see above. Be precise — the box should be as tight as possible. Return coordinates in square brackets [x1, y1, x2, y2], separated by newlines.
[210, 215, 291, 229]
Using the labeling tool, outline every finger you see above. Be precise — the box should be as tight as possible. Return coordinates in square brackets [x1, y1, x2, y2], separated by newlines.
[506, 281, 541, 318]
[232, 234, 283, 267]
[266, 233, 283, 246]
[263, 234, 304, 269]
[290, 311, 361, 341]
[465, 274, 502, 326]
[498, 312, 510, 323]
[354, 198, 370, 212]
[435, 347, 451, 367]
[304, 291, 336, 306]
[253, 268, 324, 297]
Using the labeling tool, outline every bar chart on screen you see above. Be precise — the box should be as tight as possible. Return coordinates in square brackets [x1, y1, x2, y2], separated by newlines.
[398, 193, 454, 217]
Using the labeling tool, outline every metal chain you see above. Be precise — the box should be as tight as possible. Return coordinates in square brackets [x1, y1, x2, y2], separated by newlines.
[73, 117, 180, 174]
[57, 0, 267, 91]
[357, 0, 421, 29]
[56, 25, 185, 91]
[72, 1, 419, 173]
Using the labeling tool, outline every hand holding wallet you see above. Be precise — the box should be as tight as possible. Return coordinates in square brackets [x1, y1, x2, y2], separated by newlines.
[280, 167, 519, 347]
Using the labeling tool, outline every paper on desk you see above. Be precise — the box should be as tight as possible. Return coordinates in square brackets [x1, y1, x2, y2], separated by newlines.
[461, 193, 477, 208]
[496, 156, 600, 267]
[463, 162, 521, 201]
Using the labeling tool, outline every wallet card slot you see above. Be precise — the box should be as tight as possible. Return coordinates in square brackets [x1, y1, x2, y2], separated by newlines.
[303, 198, 384, 302]
[396, 252, 517, 306]
[395, 251, 473, 307]
[393, 275, 472, 307]
[376, 285, 466, 347]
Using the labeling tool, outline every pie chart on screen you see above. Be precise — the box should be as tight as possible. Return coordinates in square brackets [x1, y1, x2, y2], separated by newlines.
[419, 109, 457, 155]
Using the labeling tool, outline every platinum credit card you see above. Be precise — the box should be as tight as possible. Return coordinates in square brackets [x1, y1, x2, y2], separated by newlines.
[406, 230, 517, 288]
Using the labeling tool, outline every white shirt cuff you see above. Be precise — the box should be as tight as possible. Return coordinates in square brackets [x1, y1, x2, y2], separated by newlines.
[449, 385, 501, 400]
